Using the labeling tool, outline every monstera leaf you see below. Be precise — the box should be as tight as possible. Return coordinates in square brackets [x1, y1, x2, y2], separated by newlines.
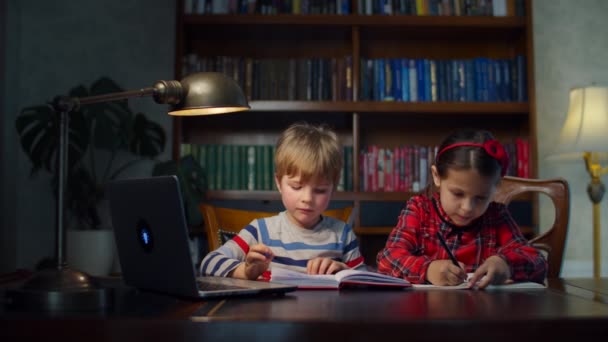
[15, 77, 167, 230]
[16, 102, 88, 177]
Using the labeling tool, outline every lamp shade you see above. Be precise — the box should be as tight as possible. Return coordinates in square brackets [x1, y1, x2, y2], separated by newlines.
[550, 86, 608, 159]
[168, 72, 250, 116]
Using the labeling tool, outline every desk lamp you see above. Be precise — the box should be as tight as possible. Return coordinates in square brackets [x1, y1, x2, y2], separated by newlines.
[6, 72, 249, 311]
[551, 86, 608, 279]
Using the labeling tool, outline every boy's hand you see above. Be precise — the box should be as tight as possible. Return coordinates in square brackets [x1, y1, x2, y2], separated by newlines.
[426, 260, 467, 286]
[467, 255, 511, 289]
[232, 244, 273, 280]
[307, 257, 347, 275]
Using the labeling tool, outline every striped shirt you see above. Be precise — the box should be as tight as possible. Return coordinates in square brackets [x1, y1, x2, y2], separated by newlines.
[200, 211, 365, 277]
[376, 193, 547, 284]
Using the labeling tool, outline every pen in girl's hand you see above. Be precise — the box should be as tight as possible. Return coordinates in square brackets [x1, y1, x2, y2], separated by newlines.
[436, 231, 461, 269]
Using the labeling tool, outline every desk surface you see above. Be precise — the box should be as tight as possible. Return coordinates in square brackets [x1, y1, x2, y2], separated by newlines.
[2, 276, 608, 341]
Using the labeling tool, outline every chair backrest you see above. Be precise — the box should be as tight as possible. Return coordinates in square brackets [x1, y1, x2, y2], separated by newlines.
[493, 176, 570, 278]
[199, 204, 354, 252]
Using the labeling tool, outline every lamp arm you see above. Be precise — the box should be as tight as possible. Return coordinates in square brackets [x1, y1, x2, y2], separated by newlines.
[52, 79, 184, 113]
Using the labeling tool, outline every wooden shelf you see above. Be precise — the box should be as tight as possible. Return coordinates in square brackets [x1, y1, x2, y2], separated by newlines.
[175, 0, 539, 263]
[206, 190, 412, 202]
[206, 190, 532, 202]
[183, 14, 526, 29]
[354, 225, 535, 237]
[249, 101, 529, 114]
[354, 226, 395, 235]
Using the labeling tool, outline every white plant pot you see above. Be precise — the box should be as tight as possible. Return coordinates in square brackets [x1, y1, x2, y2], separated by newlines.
[66, 229, 115, 276]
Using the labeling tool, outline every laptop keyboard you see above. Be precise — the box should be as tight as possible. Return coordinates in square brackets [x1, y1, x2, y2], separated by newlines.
[197, 281, 249, 291]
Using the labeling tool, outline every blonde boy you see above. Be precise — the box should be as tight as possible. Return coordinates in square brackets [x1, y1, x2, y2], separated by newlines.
[200, 122, 364, 280]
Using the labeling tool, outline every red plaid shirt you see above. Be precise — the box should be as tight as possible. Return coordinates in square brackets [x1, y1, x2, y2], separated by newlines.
[376, 193, 547, 284]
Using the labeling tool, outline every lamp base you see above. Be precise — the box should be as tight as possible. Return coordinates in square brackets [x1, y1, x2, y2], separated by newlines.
[4, 267, 111, 312]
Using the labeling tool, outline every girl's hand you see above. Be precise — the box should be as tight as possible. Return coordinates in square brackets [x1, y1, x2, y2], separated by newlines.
[426, 260, 467, 286]
[240, 244, 273, 280]
[307, 257, 347, 275]
[467, 255, 511, 289]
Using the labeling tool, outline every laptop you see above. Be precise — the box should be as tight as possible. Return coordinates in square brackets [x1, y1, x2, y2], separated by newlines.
[107, 175, 297, 299]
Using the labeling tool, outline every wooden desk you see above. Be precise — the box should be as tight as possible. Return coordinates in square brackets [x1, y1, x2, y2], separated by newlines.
[2, 277, 608, 341]
[558, 277, 608, 304]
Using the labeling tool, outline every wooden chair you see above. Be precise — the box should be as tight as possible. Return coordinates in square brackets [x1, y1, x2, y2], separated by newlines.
[199, 204, 354, 252]
[493, 176, 570, 279]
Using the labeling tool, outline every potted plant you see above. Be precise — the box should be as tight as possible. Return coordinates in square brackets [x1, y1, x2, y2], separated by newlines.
[16, 77, 166, 274]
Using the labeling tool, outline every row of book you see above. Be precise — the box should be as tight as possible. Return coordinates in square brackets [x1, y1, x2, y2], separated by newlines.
[182, 55, 354, 101]
[180, 144, 355, 191]
[185, 0, 352, 15]
[180, 140, 528, 193]
[360, 139, 529, 193]
[358, 0, 525, 16]
[360, 56, 527, 103]
[184, 0, 525, 17]
[182, 54, 527, 102]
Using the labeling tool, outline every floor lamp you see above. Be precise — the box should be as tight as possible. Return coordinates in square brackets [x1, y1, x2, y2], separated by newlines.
[551, 86, 608, 279]
[6, 72, 250, 311]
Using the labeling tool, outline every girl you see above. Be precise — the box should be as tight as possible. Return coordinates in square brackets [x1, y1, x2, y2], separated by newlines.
[376, 130, 547, 289]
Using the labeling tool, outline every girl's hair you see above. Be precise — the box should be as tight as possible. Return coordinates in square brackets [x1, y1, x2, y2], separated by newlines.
[274, 122, 342, 187]
[434, 129, 508, 180]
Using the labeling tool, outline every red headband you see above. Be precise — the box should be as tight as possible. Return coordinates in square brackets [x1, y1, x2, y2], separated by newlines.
[435, 140, 509, 177]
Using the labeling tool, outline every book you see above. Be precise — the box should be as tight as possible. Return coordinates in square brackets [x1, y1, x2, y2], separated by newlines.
[270, 267, 411, 290]
[412, 273, 546, 290]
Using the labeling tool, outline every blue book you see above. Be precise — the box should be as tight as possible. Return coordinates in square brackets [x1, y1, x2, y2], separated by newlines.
[383, 58, 394, 101]
[401, 58, 410, 102]
[464, 59, 475, 102]
[391, 59, 402, 101]
[515, 55, 527, 101]
[416, 59, 426, 102]
[487, 59, 498, 102]
[423, 59, 431, 102]
[409, 59, 418, 102]
[501, 59, 512, 102]
[376, 59, 386, 101]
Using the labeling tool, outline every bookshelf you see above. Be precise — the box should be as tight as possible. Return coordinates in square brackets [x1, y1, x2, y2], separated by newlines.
[173, 0, 536, 265]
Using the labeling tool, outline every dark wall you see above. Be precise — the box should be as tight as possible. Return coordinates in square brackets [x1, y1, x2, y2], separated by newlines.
[1, 0, 176, 272]
[0, 0, 11, 272]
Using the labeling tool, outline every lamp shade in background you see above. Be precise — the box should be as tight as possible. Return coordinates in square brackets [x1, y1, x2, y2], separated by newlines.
[549, 85, 608, 279]
[551, 86, 608, 158]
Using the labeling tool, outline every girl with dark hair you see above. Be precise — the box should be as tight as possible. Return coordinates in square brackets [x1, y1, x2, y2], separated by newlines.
[376, 130, 546, 288]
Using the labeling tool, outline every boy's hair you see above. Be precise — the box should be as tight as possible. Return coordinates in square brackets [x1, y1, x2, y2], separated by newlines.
[274, 122, 342, 187]
[434, 129, 504, 180]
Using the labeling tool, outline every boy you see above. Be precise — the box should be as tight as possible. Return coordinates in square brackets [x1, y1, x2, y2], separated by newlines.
[200, 122, 364, 280]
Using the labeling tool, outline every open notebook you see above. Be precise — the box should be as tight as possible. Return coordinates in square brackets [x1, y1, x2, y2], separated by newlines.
[412, 273, 546, 290]
[270, 267, 411, 290]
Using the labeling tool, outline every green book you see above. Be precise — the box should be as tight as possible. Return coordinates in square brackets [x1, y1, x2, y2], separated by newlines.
[255, 145, 264, 191]
[239, 145, 248, 190]
[197, 144, 207, 171]
[222, 144, 232, 190]
[247, 145, 256, 191]
[231, 145, 240, 190]
[263, 145, 273, 191]
[206, 144, 217, 190]
[215, 144, 226, 190]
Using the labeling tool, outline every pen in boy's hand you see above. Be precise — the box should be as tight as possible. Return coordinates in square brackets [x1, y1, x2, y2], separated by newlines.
[435, 231, 461, 269]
